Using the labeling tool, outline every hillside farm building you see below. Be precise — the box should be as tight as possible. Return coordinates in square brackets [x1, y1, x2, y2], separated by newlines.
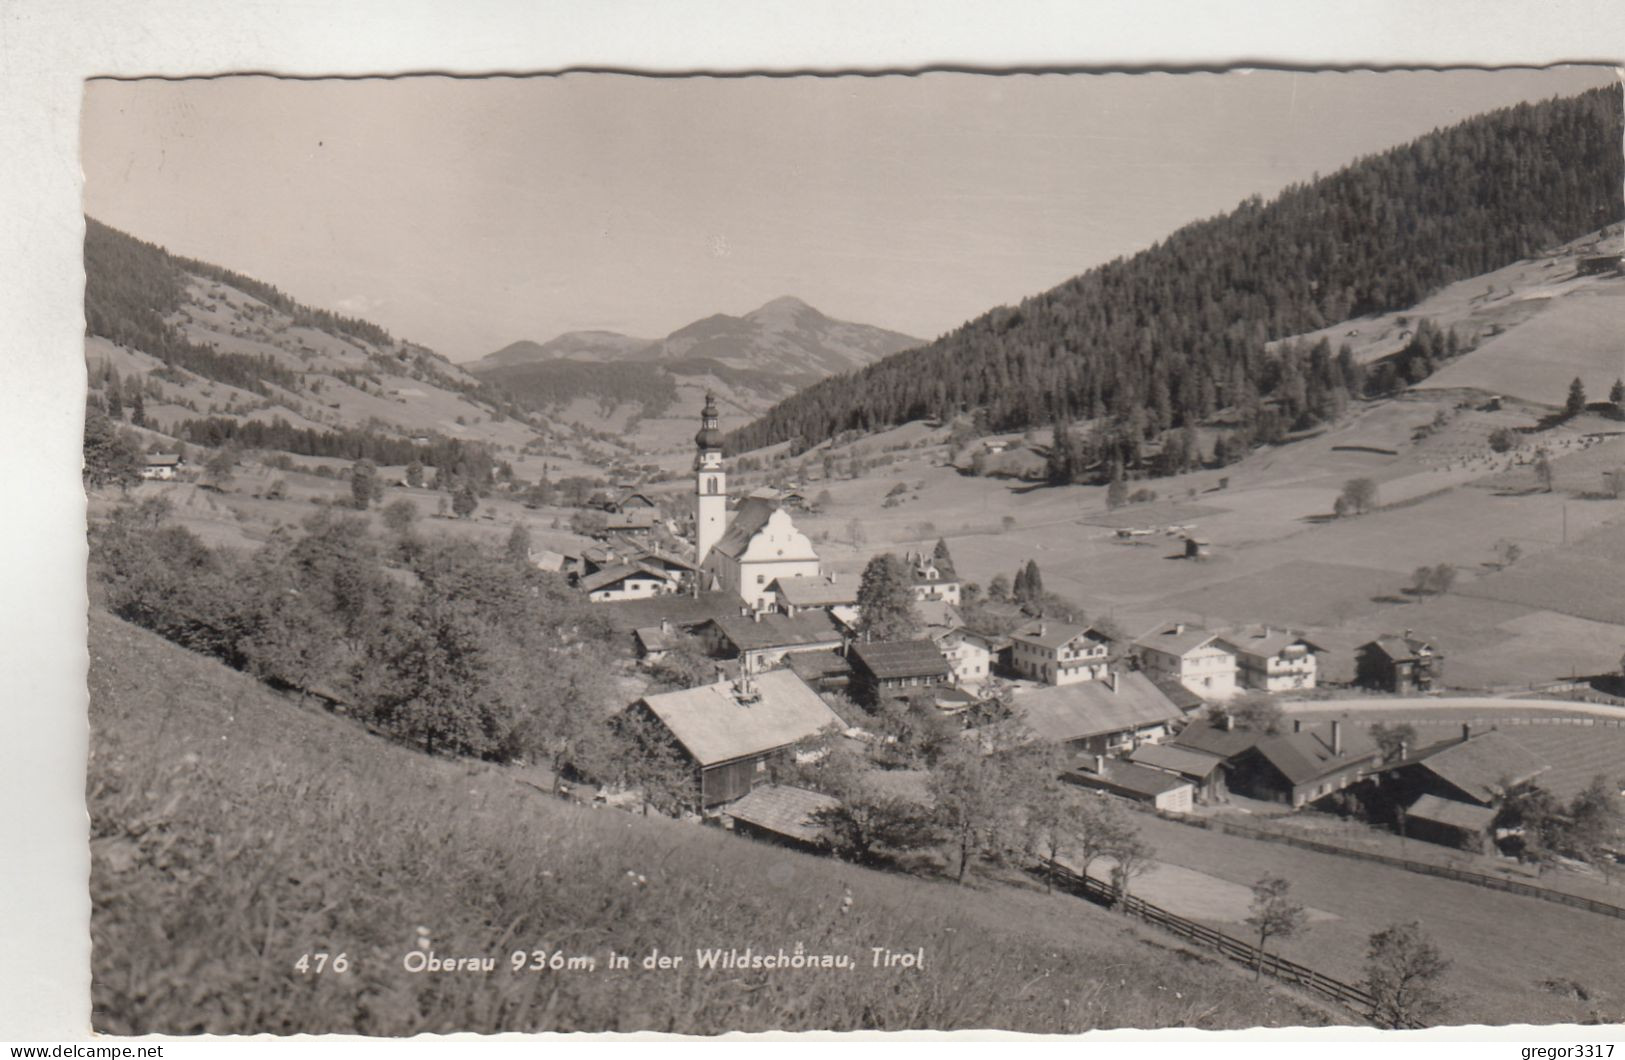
[631, 670, 843, 809]
[1006, 670, 1182, 755]
[140, 453, 183, 480]
[1225, 718, 1380, 808]
[1360, 726, 1550, 852]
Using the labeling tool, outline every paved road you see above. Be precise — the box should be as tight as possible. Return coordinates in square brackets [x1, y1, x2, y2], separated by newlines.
[1280, 695, 1625, 721]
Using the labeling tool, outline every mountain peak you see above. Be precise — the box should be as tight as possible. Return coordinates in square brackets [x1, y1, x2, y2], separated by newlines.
[753, 295, 816, 314]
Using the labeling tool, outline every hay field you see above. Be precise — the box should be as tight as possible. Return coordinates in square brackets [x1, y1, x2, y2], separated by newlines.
[1125, 811, 1625, 1026]
[1417, 287, 1625, 407]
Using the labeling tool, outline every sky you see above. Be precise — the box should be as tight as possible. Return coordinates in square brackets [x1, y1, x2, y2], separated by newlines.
[81, 67, 1618, 361]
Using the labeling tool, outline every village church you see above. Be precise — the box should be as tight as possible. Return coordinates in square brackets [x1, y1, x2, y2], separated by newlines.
[693, 393, 823, 611]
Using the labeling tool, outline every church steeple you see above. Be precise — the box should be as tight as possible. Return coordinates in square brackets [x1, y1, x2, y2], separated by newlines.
[694, 391, 727, 568]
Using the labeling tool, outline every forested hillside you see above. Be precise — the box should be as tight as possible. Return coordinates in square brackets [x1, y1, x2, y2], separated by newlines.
[728, 87, 1624, 458]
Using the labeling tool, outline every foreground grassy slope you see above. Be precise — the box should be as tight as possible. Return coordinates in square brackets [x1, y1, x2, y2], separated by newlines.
[87, 610, 1333, 1035]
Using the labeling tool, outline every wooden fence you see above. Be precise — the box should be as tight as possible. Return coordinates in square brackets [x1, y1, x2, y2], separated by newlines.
[1042, 858, 1408, 1025]
[1137, 808, 1625, 921]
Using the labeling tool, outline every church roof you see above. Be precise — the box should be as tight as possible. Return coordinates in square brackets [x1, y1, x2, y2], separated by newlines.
[709, 497, 781, 560]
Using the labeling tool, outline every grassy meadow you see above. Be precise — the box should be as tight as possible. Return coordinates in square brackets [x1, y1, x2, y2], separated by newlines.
[88, 609, 1336, 1035]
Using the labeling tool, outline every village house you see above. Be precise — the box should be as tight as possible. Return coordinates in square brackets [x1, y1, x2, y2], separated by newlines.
[140, 453, 183, 480]
[1230, 626, 1322, 692]
[694, 610, 846, 674]
[612, 489, 659, 512]
[1356, 633, 1443, 693]
[768, 573, 857, 616]
[1009, 619, 1115, 686]
[904, 551, 961, 605]
[1361, 725, 1549, 852]
[930, 627, 997, 687]
[578, 561, 680, 602]
[601, 510, 663, 538]
[1062, 754, 1195, 813]
[847, 639, 953, 707]
[1132, 623, 1240, 701]
[631, 670, 844, 808]
[1005, 670, 1183, 756]
[1225, 718, 1381, 808]
[1128, 741, 1230, 803]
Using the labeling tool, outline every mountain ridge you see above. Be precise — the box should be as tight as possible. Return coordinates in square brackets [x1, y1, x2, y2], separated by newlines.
[470, 296, 922, 378]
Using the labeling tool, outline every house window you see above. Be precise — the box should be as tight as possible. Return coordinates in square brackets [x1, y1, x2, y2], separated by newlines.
[757, 574, 765, 585]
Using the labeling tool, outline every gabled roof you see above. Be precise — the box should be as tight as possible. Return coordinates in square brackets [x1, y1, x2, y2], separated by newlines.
[593, 590, 742, 633]
[1151, 676, 1206, 713]
[633, 626, 678, 653]
[1228, 626, 1322, 661]
[1128, 742, 1226, 779]
[914, 598, 962, 630]
[1405, 794, 1498, 832]
[786, 649, 854, 684]
[638, 670, 843, 767]
[849, 640, 952, 681]
[1391, 730, 1549, 805]
[144, 453, 182, 466]
[1170, 719, 1262, 760]
[1248, 721, 1380, 787]
[1011, 620, 1113, 651]
[1365, 635, 1438, 662]
[604, 510, 661, 531]
[1007, 672, 1181, 744]
[530, 549, 567, 572]
[725, 784, 839, 843]
[706, 610, 844, 652]
[1133, 623, 1234, 658]
[616, 490, 658, 508]
[1063, 758, 1193, 799]
[580, 563, 675, 594]
[710, 497, 779, 560]
[770, 575, 857, 608]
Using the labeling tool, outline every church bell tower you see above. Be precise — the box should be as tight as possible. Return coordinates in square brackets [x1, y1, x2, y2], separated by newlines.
[694, 391, 727, 568]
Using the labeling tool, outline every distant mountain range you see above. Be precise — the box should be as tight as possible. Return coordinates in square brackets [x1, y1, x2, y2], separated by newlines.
[468, 296, 921, 378]
[466, 297, 923, 451]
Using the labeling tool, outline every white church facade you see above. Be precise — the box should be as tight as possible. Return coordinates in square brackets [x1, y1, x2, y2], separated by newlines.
[693, 393, 823, 612]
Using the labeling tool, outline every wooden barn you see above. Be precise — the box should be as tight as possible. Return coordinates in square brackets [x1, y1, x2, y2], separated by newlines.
[847, 639, 952, 707]
[632, 670, 844, 809]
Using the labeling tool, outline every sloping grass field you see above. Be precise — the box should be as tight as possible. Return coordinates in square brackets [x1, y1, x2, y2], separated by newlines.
[1120, 811, 1625, 1027]
[87, 609, 1332, 1036]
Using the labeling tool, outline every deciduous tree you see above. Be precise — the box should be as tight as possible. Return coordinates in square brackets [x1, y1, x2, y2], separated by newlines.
[856, 553, 920, 643]
[1245, 876, 1308, 979]
[1364, 920, 1452, 1028]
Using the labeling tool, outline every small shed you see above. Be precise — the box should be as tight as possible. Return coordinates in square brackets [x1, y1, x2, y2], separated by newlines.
[722, 784, 839, 850]
[1401, 794, 1497, 853]
[1183, 536, 1211, 560]
[1062, 755, 1195, 813]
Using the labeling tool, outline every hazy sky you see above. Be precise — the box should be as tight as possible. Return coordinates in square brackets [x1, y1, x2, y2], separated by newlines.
[82, 67, 1617, 361]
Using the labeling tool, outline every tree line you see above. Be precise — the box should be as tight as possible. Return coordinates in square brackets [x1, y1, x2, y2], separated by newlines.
[727, 88, 1623, 461]
[171, 415, 506, 484]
